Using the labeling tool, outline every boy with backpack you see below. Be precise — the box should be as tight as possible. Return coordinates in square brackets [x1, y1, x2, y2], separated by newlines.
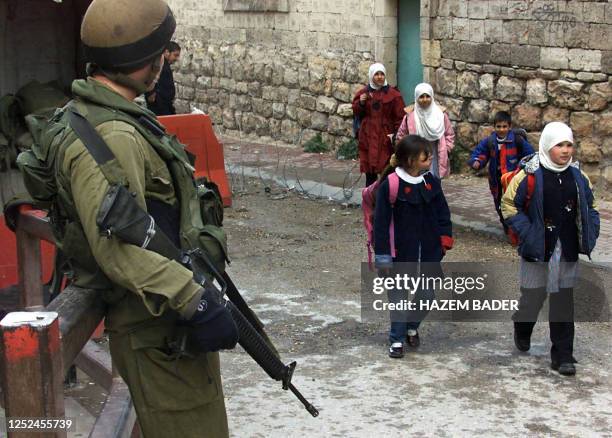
[467, 111, 535, 231]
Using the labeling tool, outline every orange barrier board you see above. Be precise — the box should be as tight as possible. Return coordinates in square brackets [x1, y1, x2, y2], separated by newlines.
[159, 114, 232, 207]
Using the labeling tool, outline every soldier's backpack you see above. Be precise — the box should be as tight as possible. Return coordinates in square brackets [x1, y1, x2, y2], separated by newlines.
[1, 81, 70, 170]
[362, 172, 400, 270]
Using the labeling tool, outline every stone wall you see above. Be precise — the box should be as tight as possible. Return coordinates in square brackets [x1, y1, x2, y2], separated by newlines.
[168, 0, 398, 149]
[169, 0, 611, 190]
[422, 0, 611, 189]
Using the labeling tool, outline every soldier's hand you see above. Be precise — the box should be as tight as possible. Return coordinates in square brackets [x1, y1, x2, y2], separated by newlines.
[182, 286, 239, 352]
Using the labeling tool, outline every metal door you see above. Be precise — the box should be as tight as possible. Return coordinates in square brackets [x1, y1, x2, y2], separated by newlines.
[397, 0, 422, 103]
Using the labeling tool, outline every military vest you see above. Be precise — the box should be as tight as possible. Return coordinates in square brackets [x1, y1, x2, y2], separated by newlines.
[17, 99, 227, 292]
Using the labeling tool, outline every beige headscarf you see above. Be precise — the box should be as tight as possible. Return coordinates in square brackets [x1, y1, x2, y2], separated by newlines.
[539, 122, 574, 172]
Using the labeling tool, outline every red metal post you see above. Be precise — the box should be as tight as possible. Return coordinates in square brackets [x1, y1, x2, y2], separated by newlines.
[0, 311, 66, 438]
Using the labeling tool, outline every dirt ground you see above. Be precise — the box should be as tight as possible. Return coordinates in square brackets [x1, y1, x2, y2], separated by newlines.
[220, 178, 611, 437]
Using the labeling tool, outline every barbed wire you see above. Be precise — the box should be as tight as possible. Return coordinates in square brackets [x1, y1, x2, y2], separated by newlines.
[213, 120, 364, 204]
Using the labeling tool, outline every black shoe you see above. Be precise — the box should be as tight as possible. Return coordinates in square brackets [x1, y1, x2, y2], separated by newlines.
[551, 361, 576, 376]
[388, 342, 404, 358]
[513, 330, 530, 352]
[407, 330, 420, 348]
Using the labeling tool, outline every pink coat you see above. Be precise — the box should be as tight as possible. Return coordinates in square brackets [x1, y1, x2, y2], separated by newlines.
[396, 108, 455, 178]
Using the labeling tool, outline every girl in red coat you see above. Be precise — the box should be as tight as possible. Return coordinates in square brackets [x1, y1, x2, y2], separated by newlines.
[352, 63, 405, 186]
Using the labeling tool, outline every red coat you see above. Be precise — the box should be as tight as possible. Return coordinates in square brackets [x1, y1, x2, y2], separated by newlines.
[352, 85, 405, 174]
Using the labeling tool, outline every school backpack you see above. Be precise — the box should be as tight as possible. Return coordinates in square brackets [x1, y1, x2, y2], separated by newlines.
[353, 86, 369, 139]
[362, 172, 400, 269]
[499, 154, 536, 246]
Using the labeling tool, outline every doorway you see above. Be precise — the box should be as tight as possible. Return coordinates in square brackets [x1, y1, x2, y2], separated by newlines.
[397, 0, 422, 103]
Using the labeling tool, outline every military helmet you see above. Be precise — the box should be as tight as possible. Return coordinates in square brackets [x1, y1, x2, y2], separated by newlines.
[81, 0, 176, 70]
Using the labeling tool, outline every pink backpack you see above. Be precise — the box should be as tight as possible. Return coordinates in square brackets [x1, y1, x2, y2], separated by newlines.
[362, 172, 400, 270]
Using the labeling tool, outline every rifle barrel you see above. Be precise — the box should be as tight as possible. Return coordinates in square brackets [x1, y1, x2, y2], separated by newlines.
[288, 383, 319, 417]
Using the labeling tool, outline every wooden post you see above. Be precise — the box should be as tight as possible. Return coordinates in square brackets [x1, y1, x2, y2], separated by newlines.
[74, 341, 113, 392]
[0, 311, 66, 438]
[16, 224, 43, 309]
[46, 286, 106, 375]
[15, 207, 54, 309]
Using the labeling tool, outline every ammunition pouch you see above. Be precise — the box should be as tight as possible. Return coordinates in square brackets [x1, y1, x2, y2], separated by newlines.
[97, 185, 155, 246]
[196, 177, 223, 227]
[97, 184, 179, 261]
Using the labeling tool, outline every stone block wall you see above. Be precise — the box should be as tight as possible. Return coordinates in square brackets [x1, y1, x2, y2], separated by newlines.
[167, 0, 399, 150]
[169, 0, 611, 190]
[422, 0, 611, 189]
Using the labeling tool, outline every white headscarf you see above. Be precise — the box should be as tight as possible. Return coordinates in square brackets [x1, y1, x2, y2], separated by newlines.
[413, 83, 446, 142]
[368, 63, 388, 90]
[539, 122, 574, 172]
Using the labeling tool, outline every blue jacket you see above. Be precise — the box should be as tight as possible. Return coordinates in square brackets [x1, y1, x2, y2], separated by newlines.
[468, 131, 535, 198]
[501, 156, 599, 261]
[374, 172, 452, 267]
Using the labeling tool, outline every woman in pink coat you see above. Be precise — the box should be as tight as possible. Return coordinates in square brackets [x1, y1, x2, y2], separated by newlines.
[396, 83, 455, 178]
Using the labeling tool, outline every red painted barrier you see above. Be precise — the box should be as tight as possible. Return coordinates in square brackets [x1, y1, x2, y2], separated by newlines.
[0, 213, 54, 290]
[159, 114, 232, 207]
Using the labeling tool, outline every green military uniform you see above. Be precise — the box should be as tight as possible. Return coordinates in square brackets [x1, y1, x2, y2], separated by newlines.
[15, 0, 231, 435]
[54, 78, 228, 438]
[62, 78, 229, 437]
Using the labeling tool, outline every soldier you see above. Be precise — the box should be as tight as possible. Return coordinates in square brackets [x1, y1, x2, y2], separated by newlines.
[17, 0, 238, 436]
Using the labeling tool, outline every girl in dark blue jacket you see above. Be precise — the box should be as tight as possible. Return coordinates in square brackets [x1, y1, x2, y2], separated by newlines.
[501, 122, 599, 376]
[374, 135, 453, 358]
